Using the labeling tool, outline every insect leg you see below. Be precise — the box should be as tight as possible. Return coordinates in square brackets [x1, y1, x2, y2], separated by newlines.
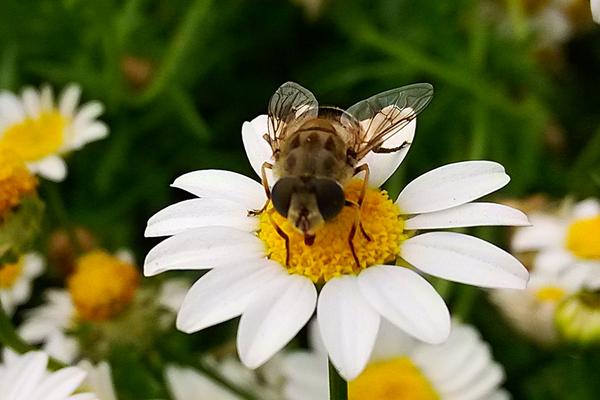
[372, 141, 411, 154]
[345, 202, 361, 272]
[353, 163, 370, 208]
[267, 208, 290, 266]
[248, 162, 274, 216]
[345, 200, 371, 241]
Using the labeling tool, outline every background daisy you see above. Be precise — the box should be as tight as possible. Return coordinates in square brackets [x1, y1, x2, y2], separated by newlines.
[0, 84, 108, 181]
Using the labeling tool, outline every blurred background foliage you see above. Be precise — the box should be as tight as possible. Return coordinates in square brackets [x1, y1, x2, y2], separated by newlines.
[1, 0, 599, 398]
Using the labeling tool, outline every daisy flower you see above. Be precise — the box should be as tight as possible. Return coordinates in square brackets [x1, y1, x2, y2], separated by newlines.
[0, 349, 96, 400]
[0, 84, 108, 181]
[0, 253, 44, 316]
[145, 111, 529, 380]
[490, 262, 596, 345]
[512, 198, 600, 274]
[279, 320, 509, 400]
[19, 250, 184, 363]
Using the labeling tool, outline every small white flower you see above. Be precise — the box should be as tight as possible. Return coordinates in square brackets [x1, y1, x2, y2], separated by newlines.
[145, 114, 529, 380]
[279, 320, 509, 400]
[77, 360, 117, 400]
[512, 198, 600, 274]
[491, 262, 596, 345]
[19, 289, 79, 363]
[0, 84, 108, 181]
[0, 253, 44, 316]
[0, 349, 96, 400]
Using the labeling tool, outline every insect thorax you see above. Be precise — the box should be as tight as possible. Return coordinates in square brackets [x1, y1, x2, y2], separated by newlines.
[274, 117, 354, 183]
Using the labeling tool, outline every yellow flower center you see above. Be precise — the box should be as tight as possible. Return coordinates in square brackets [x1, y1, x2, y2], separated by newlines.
[68, 251, 139, 321]
[258, 180, 406, 282]
[565, 216, 600, 259]
[0, 149, 37, 219]
[349, 357, 439, 400]
[535, 286, 566, 303]
[0, 111, 67, 162]
[0, 258, 24, 289]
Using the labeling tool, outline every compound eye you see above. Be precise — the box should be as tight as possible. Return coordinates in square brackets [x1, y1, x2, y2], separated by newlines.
[314, 178, 345, 220]
[271, 177, 297, 218]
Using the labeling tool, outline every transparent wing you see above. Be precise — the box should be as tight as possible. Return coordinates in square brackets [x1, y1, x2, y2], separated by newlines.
[346, 83, 433, 160]
[267, 82, 318, 148]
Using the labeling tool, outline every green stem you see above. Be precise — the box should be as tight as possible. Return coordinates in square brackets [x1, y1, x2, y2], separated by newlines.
[329, 359, 348, 400]
[0, 298, 64, 370]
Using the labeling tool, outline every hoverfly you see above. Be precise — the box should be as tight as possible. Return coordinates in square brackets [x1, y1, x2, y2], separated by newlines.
[251, 82, 434, 268]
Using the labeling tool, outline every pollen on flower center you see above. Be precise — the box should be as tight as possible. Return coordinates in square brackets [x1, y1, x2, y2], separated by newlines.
[258, 180, 407, 283]
[566, 216, 600, 260]
[0, 149, 37, 219]
[349, 356, 439, 400]
[0, 258, 23, 289]
[68, 251, 139, 321]
[535, 286, 566, 303]
[0, 111, 67, 162]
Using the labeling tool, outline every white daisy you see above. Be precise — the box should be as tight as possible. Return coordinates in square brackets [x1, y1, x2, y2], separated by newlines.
[0, 84, 108, 181]
[145, 112, 529, 380]
[280, 320, 509, 400]
[0, 349, 96, 400]
[19, 251, 182, 363]
[78, 360, 117, 400]
[512, 198, 600, 274]
[490, 262, 596, 345]
[0, 253, 44, 316]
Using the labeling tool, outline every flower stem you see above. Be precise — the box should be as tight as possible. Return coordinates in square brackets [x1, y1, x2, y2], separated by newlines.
[44, 183, 82, 255]
[328, 359, 348, 400]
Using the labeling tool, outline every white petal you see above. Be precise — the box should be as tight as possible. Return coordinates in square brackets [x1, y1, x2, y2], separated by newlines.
[241, 115, 274, 180]
[361, 119, 416, 187]
[23, 253, 44, 278]
[446, 363, 504, 400]
[21, 87, 41, 118]
[402, 232, 529, 289]
[72, 122, 108, 149]
[59, 84, 81, 117]
[0, 92, 25, 124]
[176, 259, 284, 333]
[31, 367, 86, 400]
[2, 352, 48, 400]
[532, 248, 574, 274]
[40, 85, 54, 111]
[358, 266, 450, 344]
[165, 365, 241, 400]
[237, 274, 316, 368]
[511, 213, 566, 252]
[29, 156, 67, 181]
[144, 227, 265, 276]
[571, 198, 600, 219]
[145, 198, 257, 237]
[171, 170, 265, 210]
[317, 276, 380, 380]
[396, 161, 510, 214]
[405, 202, 530, 230]
[369, 318, 416, 361]
[592, 0, 600, 24]
[72, 101, 104, 126]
